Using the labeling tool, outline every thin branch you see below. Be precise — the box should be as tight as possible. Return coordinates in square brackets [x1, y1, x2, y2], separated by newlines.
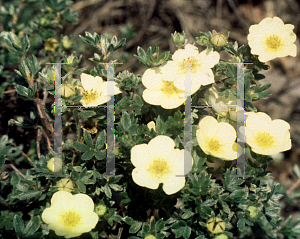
[2, 89, 16, 94]
[36, 98, 54, 135]
[8, 162, 26, 179]
[287, 177, 300, 195]
[9, 141, 33, 165]
[36, 128, 42, 159]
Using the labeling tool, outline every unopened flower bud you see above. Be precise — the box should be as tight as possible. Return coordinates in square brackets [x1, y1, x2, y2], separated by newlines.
[215, 234, 228, 239]
[211, 32, 227, 47]
[62, 36, 72, 49]
[171, 31, 187, 48]
[95, 204, 107, 216]
[57, 178, 73, 192]
[145, 235, 156, 239]
[206, 217, 225, 234]
[247, 206, 258, 218]
[45, 38, 59, 52]
[47, 157, 62, 172]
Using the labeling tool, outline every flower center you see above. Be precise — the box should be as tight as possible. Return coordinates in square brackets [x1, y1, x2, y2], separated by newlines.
[161, 81, 184, 96]
[208, 139, 220, 152]
[179, 57, 199, 73]
[255, 132, 274, 148]
[265, 34, 281, 50]
[148, 158, 170, 178]
[82, 89, 101, 105]
[61, 211, 81, 227]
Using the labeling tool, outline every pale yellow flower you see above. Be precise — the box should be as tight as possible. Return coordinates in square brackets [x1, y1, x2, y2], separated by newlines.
[202, 87, 236, 121]
[196, 116, 239, 160]
[244, 112, 291, 155]
[145, 235, 156, 239]
[142, 67, 200, 109]
[47, 157, 62, 172]
[247, 206, 258, 218]
[45, 38, 59, 52]
[160, 44, 220, 91]
[61, 82, 76, 98]
[247, 17, 297, 62]
[41, 191, 98, 238]
[79, 73, 121, 107]
[130, 135, 193, 195]
[215, 234, 228, 239]
[206, 217, 225, 234]
[57, 178, 73, 193]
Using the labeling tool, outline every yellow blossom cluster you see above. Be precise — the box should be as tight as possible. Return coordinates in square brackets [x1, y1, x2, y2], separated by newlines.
[142, 44, 220, 109]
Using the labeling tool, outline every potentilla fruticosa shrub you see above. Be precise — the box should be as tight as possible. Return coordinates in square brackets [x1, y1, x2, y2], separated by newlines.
[1, 1, 300, 238]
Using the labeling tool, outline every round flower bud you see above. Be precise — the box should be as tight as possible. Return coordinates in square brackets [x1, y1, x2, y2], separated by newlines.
[171, 31, 187, 48]
[45, 38, 59, 52]
[56, 178, 73, 193]
[145, 235, 156, 239]
[47, 157, 62, 172]
[215, 234, 228, 239]
[95, 204, 107, 216]
[62, 36, 72, 49]
[211, 33, 227, 47]
[61, 82, 76, 98]
[206, 217, 226, 234]
[247, 206, 258, 218]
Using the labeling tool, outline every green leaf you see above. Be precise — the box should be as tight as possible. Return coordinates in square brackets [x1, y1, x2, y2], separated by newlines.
[83, 130, 94, 148]
[202, 199, 217, 207]
[124, 216, 135, 225]
[73, 142, 89, 152]
[109, 184, 123, 191]
[81, 149, 94, 160]
[129, 221, 142, 234]
[24, 216, 41, 236]
[183, 226, 191, 239]
[110, 215, 122, 222]
[175, 226, 185, 238]
[11, 190, 41, 201]
[77, 181, 86, 193]
[13, 214, 24, 237]
[237, 218, 245, 231]
[0, 155, 5, 168]
[104, 185, 112, 198]
[156, 115, 165, 134]
[96, 130, 106, 150]
[95, 150, 106, 160]
[229, 189, 246, 200]
[245, 93, 252, 102]
[181, 211, 194, 219]
[16, 85, 29, 98]
[78, 110, 96, 118]
[120, 112, 131, 130]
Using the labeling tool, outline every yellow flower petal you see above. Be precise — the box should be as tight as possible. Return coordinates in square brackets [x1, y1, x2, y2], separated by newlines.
[80, 73, 103, 91]
[131, 144, 152, 168]
[147, 135, 176, 159]
[162, 174, 186, 195]
[132, 167, 160, 189]
[142, 68, 164, 90]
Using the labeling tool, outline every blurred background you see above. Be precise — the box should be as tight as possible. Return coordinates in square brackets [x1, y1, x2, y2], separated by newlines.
[1, 0, 300, 226]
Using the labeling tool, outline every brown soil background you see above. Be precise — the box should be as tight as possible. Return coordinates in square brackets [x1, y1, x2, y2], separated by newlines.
[1, 0, 300, 235]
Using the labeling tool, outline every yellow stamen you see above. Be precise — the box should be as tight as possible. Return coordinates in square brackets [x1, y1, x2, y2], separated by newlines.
[265, 34, 281, 50]
[161, 81, 184, 96]
[255, 132, 274, 148]
[148, 158, 170, 178]
[208, 139, 220, 152]
[179, 57, 199, 73]
[82, 89, 101, 105]
[61, 211, 81, 227]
